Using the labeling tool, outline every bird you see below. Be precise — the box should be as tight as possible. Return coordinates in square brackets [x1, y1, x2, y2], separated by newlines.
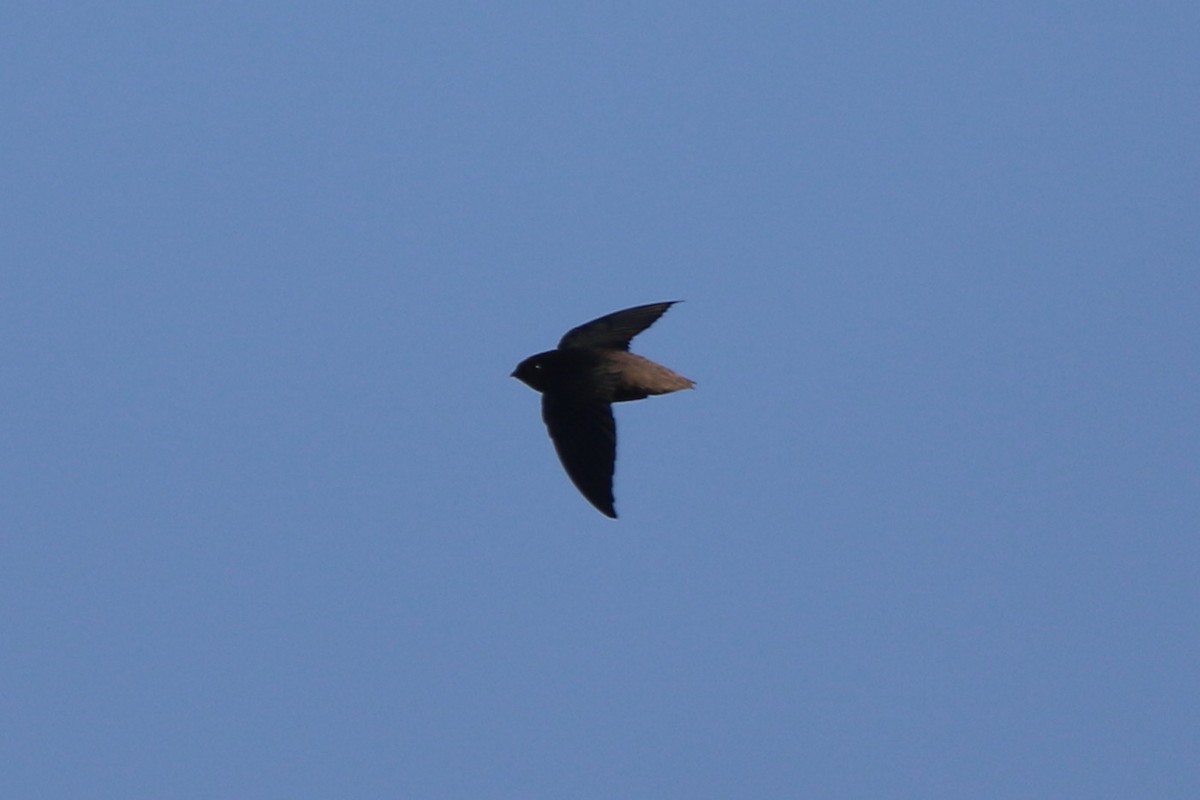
[511, 301, 694, 518]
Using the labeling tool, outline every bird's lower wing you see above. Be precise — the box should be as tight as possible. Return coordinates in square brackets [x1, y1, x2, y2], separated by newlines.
[541, 394, 617, 518]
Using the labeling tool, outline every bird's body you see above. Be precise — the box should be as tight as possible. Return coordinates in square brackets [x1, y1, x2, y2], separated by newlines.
[512, 301, 693, 518]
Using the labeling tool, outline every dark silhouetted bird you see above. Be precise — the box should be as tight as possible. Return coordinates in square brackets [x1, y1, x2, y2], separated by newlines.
[512, 301, 694, 518]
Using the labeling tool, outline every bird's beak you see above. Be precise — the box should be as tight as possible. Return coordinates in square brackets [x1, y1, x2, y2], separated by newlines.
[510, 370, 518, 378]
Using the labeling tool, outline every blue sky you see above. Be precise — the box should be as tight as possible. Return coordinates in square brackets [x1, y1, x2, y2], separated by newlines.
[4, 2, 1198, 797]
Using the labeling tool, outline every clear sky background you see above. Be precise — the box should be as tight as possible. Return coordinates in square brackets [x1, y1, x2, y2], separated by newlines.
[4, 3, 1197, 798]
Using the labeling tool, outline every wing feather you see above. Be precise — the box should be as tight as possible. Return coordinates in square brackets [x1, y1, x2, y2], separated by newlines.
[557, 301, 679, 351]
[541, 393, 618, 518]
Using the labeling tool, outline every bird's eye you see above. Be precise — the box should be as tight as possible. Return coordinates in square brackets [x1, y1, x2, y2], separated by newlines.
[533, 363, 543, 370]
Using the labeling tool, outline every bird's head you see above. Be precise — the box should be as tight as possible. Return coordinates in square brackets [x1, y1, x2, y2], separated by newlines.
[511, 351, 558, 392]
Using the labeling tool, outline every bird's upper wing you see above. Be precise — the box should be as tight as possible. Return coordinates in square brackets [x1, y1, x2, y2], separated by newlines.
[541, 392, 617, 518]
[557, 301, 678, 351]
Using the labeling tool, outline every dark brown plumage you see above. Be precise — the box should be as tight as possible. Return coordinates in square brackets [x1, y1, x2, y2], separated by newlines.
[512, 301, 694, 518]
